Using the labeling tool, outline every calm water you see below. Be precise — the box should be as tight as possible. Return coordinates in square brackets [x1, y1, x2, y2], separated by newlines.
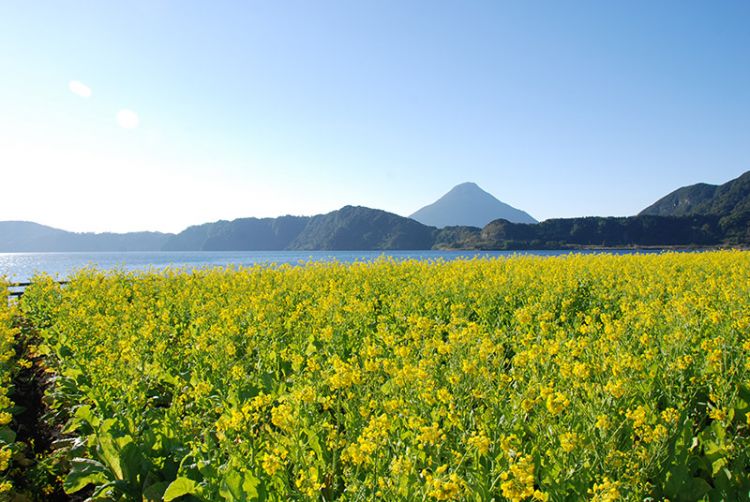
[0, 249, 667, 282]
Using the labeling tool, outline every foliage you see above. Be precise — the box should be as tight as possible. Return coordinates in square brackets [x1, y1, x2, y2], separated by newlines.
[18, 252, 750, 500]
[481, 214, 726, 248]
[432, 226, 486, 249]
[288, 205, 435, 250]
[436, 214, 739, 249]
[0, 280, 21, 495]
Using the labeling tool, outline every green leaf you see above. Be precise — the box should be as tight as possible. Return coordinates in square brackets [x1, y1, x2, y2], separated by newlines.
[243, 473, 260, 500]
[0, 426, 16, 445]
[73, 404, 96, 425]
[711, 457, 728, 476]
[97, 427, 123, 480]
[304, 428, 324, 461]
[62, 367, 83, 379]
[198, 459, 218, 479]
[738, 383, 750, 404]
[219, 471, 260, 501]
[664, 463, 690, 498]
[261, 372, 275, 392]
[160, 371, 180, 386]
[143, 481, 170, 501]
[65, 404, 97, 433]
[220, 471, 243, 502]
[63, 458, 109, 494]
[688, 478, 712, 500]
[733, 397, 749, 416]
[710, 420, 726, 442]
[118, 442, 143, 487]
[163, 477, 199, 501]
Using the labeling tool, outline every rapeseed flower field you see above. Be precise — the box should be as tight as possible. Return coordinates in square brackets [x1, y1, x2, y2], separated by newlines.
[12, 252, 750, 500]
[0, 281, 19, 495]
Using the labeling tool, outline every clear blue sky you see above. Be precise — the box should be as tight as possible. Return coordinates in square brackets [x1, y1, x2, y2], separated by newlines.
[1, 1, 748, 232]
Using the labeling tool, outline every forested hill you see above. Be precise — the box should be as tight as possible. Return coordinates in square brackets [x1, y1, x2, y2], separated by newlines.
[288, 205, 435, 250]
[162, 216, 310, 251]
[433, 214, 735, 250]
[163, 206, 436, 251]
[638, 170, 750, 244]
[640, 171, 750, 218]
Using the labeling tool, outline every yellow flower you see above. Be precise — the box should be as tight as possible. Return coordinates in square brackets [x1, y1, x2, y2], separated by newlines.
[295, 466, 324, 498]
[467, 431, 491, 455]
[271, 403, 295, 432]
[595, 415, 610, 431]
[661, 407, 679, 425]
[709, 407, 727, 422]
[604, 379, 626, 399]
[545, 392, 569, 415]
[418, 423, 445, 447]
[559, 432, 578, 453]
[626, 406, 648, 429]
[261, 445, 288, 476]
[500, 454, 537, 502]
[589, 477, 621, 501]
[0, 447, 11, 472]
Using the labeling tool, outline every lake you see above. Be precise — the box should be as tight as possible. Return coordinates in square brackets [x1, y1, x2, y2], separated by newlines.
[0, 249, 668, 282]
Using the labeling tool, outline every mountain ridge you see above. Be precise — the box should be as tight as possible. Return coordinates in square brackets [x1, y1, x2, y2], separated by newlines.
[162, 215, 310, 251]
[0, 221, 171, 252]
[1, 173, 748, 252]
[639, 170, 750, 244]
[640, 171, 750, 218]
[289, 205, 435, 250]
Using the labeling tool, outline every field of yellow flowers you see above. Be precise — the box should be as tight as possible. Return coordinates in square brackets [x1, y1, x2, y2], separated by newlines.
[11, 252, 750, 500]
[0, 281, 19, 496]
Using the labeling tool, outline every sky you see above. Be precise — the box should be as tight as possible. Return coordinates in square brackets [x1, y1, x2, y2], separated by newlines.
[1, 1, 749, 233]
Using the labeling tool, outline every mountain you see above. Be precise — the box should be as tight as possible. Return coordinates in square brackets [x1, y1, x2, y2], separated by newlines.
[289, 206, 435, 250]
[163, 216, 310, 251]
[482, 215, 723, 248]
[434, 214, 724, 250]
[1, 207, 436, 253]
[639, 170, 750, 243]
[410, 182, 537, 228]
[165, 206, 436, 251]
[0, 221, 171, 252]
[640, 171, 750, 218]
[4, 172, 749, 253]
[432, 170, 750, 249]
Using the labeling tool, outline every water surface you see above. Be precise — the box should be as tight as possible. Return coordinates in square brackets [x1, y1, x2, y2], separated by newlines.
[0, 249, 666, 283]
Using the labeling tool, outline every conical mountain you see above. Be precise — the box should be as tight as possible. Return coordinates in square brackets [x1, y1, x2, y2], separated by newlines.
[410, 182, 537, 228]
